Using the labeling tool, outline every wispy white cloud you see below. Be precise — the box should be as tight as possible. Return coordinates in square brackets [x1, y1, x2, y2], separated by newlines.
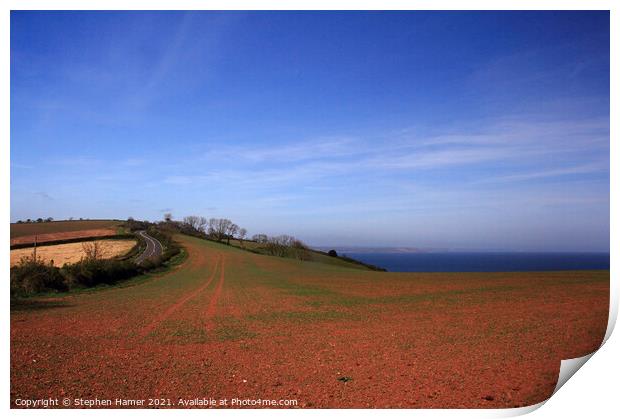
[203, 136, 359, 163]
[126, 12, 237, 112]
[128, 13, 195, 111]
[185, 115, 609, 190]
[364, 146, 515, 170]
[476, 162, 608, 184]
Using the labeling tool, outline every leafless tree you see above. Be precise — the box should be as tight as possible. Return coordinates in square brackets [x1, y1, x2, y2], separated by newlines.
[164, 213, 173, 222]
[183, 215, 201, 230]
[259, 234, 311, 260]
[227, 223, 239, 245]
[291, 239, 312, 261]
[205, 218, 245, 244]
[208, 218, 232, 242]
[264, 235, 293, 257]
[197, 216, 208, 233]
[279, 235, 296, 247]
[252, 234, 268, 243]
[238, 228, 247, 248]
[82, 241, 103, 260]
[207, 219, 217, 239]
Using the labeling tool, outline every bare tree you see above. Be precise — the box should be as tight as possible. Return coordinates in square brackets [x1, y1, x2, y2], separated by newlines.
[164, 213, 173, 222]
[264, 235, 293, 257]
[259, 234, 310, 260]
[227, 223, 239, 245]
[291, 239, 312, 261]
[183, 215, 209, 234]
[205, 218, 244, 244]
[218, 218, 230, 241]
[82, 241, 103, 260]
[252, 234, 268, 243]
[278, 235, 296, 247]
[208, 218, 232, 242]
[183, 215, 201, 230]
[207, 219, 217, 239]
[238, 228, 247, 248]
[197, 216, 208, 233]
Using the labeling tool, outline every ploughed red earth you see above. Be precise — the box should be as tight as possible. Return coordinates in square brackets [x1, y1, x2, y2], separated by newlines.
[10, 235, 609, 408]
[10, 228, 119, 246]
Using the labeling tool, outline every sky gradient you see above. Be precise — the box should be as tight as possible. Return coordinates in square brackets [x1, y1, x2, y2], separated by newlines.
[10, 11, 610, 251]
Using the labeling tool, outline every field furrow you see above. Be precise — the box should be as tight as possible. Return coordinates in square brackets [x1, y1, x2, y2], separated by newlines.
[10, 234, 609, 408]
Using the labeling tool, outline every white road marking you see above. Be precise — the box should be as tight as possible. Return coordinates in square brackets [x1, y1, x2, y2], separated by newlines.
[136, 231, 163, 264]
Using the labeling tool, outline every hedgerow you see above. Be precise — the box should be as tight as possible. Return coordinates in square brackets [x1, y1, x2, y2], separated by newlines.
[10, 229, 182, 298]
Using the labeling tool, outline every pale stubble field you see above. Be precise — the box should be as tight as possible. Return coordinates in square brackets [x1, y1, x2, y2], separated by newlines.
[10, 239, 137, 267]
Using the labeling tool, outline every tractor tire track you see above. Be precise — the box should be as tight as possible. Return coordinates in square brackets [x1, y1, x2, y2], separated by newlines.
[205, 257, 226, 332]
[140, 254, 221, 338]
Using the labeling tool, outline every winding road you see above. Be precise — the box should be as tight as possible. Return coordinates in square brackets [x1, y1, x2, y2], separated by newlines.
[135, 230, 164, 264]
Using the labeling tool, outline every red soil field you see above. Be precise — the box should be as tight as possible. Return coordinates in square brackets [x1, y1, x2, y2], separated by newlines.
[10, 228, 120, 246]
[10, 220, 121, 238]
[10, 235, 609, 409]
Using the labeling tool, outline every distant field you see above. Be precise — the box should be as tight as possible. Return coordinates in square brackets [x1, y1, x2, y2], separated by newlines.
[10, 220, 122, 246]
[10, 239, 137, 267]
[10, 220, 121, 238]
[10, 234, 609, 408]
[228, 239, 378, 270]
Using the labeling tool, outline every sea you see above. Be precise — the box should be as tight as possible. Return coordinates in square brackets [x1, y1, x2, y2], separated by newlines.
[341, 252, 610, 273]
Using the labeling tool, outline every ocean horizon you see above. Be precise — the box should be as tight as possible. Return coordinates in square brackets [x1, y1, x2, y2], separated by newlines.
[338, 251, 610, 273]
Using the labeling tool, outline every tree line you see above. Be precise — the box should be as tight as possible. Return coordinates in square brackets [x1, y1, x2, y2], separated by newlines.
[251, 233, 311, 260]
[181, 216, 248, 246]
[149, 214, 312, 261]
[15, 217, 54, 223]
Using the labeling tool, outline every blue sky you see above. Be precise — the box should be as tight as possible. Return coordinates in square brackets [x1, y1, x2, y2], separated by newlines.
[10, 11, 609, 251]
